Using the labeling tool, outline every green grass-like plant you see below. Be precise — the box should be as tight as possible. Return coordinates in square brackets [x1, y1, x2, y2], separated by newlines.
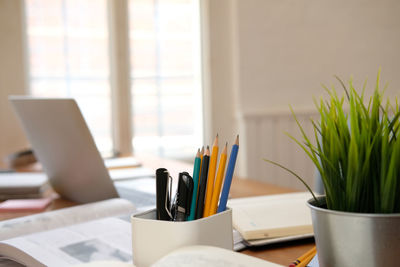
[265, 71, 400, 213]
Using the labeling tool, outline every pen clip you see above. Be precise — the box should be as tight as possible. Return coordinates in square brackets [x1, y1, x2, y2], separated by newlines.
[175, 172, 193, 218]
[165, 172, 173, 219]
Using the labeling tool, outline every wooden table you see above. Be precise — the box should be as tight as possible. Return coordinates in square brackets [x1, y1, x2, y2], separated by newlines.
[1, 157, 315, 266]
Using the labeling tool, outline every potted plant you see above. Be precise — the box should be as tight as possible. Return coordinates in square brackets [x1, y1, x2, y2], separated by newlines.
[265, 71, 400, 267]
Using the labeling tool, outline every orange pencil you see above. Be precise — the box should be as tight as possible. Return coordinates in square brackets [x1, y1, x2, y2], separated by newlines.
[200, 146, 204, 162]
[209, 142, 227, 216]
[203, 134, 219, 217]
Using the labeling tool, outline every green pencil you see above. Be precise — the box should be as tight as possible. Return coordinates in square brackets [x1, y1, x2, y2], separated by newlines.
[188, 149, 201, 220]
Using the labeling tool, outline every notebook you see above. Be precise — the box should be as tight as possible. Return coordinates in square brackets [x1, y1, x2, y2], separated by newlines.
[0, 198, 52, 212]
[228, 192, 314, 245]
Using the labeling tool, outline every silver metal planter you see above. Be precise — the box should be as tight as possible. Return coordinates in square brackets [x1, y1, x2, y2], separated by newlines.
[307, 196, 400, 267]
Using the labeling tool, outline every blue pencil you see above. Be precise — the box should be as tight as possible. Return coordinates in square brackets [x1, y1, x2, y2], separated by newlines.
[217, 135, 239, 213]
[188, 149, 201, 221]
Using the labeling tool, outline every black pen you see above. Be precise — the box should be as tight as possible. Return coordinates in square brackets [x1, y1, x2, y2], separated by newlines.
[156, 168, 172, 221]
[196, 146, 210, 219]
[174, 172, 194, 221]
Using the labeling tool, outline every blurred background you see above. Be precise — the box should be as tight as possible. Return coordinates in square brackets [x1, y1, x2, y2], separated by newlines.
[1, 0, 400, 189]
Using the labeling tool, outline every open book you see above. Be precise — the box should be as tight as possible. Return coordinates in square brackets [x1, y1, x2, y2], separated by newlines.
[152, 246, 283, 267]
[0, 199, 282, 267]
[228, 192, 314, 247]
[73, 246, 283, 267]
[0, 198, 136, 267]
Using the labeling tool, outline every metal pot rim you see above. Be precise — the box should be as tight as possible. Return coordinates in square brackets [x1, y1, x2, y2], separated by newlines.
[307, 195, 400, 218]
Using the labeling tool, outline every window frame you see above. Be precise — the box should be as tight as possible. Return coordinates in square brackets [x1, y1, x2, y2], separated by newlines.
[108, 0, 133, 155]
[24, 0, 205, 158]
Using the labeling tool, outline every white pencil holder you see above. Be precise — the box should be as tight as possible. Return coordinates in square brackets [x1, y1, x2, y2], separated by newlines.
[131, 208, 233, 267]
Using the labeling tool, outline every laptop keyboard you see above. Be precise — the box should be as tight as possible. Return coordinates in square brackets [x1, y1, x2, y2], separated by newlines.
[116, 186, 156, 208]
[114, 178, 156, 208]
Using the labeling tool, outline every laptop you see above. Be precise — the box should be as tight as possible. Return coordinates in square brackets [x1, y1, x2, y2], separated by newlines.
[9, 96, 156, 207]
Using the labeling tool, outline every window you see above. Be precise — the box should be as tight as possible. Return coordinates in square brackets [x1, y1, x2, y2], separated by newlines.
[25, 0, 202, 159]
[129, 0, 203, 158]
[26, 0, 112, 154]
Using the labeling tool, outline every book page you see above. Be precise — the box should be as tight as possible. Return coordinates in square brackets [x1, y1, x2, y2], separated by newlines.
[0, 217, 132, 267]
[153, 245, 283, 267]
[228, 192, 314, 240]
[0, 198, 135, 240]
[73, 261, 133, 267]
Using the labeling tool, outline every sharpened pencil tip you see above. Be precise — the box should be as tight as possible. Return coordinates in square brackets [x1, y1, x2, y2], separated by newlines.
[213, 134, 219, 147]
[205, 146, 210, 156]
[235, 135, 239, 145]
[222, 143, 228, 154]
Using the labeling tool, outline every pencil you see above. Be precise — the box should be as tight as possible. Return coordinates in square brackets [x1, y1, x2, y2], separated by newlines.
[188, 149, 201, 221]
[203, 134, 219, 217]
[217, 135, 239, 213]
[209, 142, 227, 216]
[200, 146, 204, 163]
[289, 246, 317, 267]
[195, 147, 210, 219]
[198, 146, 204, 192]
[295, 247, 317, 267]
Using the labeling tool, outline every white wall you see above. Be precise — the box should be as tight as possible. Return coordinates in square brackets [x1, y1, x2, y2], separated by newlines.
[235, 0, 400, 113]
[201, 1, 238, 147]
[204, 0, 400, 184]
[0, 0, 29, 165]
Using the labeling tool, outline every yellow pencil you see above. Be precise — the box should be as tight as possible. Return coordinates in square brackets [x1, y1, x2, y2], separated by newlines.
[209, 142, 227, 216]
[203, 134, 219, 217]
[289, 246, 316, 267]
[296, 248, 316, 267]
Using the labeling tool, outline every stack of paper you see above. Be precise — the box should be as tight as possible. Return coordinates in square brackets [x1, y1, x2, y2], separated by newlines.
[0, 172, 48, 199]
